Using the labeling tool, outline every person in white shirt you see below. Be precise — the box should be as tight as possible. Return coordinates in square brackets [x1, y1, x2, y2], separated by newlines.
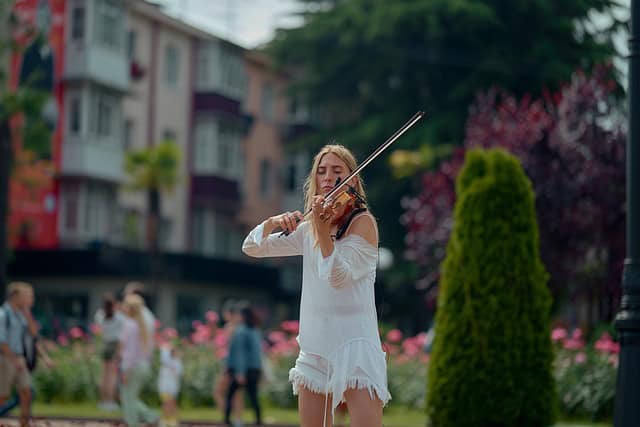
[95, 293, 124, 411]
[158, 344, 183, 427]
[242, 144, 391, 427]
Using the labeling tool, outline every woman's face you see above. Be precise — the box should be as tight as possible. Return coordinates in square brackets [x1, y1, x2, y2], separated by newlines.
[316, 153, 351, 196]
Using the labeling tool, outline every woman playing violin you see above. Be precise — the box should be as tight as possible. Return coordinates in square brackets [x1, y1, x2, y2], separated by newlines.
[242, 144, 390, 427]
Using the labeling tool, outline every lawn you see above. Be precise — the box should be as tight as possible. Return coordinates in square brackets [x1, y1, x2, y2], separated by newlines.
[25, 403, 611, 427]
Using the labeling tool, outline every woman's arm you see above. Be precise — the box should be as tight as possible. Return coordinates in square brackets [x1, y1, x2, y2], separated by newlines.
[242, 212, 306, 258]
[318, 215, 379, 289]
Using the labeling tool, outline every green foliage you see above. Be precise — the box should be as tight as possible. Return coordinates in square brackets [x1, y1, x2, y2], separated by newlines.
[268, 0, 623, 293]
[124, 140, 181, 193]
[426, 148, 556, 427]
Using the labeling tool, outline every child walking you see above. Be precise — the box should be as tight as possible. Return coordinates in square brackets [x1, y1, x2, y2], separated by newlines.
[158, 343, 183, 427]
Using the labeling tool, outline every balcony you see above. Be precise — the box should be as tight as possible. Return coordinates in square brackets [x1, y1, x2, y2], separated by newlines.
[60, 137, 124, 182]
[190, 175, 241, 214]
[64, 44, 129, 91]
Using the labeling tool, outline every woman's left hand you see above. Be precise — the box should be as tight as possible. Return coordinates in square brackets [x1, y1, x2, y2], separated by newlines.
[311, 195, 334, 238]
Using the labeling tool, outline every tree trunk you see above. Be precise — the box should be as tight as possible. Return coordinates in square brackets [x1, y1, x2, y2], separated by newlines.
[147, 188, 160, 283]
[0, 118, 11, 297]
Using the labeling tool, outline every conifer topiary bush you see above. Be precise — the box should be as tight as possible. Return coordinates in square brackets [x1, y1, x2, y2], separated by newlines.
[426, 148, 556, 427]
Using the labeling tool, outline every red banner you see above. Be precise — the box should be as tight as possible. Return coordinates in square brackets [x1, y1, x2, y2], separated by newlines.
[8, 0, 65, 248]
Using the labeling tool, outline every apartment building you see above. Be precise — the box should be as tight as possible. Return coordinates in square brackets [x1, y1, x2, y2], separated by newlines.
[7, 0, 307, 333]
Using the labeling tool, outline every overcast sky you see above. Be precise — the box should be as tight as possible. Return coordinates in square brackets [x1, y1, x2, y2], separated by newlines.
[149, 0, 303, 48]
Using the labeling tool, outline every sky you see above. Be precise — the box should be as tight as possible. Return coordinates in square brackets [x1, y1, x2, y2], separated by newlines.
[149, 0, 303, 48]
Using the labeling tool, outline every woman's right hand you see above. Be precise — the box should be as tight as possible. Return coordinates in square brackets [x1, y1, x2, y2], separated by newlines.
[268, 211, 304, 234]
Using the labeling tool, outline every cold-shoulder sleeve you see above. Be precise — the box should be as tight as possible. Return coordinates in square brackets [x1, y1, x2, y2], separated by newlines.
[242, 220, 306, 258]
[318, 234, 378, 288]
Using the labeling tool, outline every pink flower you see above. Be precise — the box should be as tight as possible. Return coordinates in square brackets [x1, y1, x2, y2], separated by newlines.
[595, 332, 620, 354]
[69, 327, 84, 339]
[281, 320, 300, 334]
[574, 352, 587, 364]
[205, 310, 219, 324]
[551, 327, 568, 342]
[192, 320, 203, 330]
[214, 331, 228, 348]
[386, 329, 403, 343]
[57, 335, 69, 346]
[163, 328, 178, 339]
[571, 328, 583, 340]
[269, 331, 287, 343]
[154, 319, 161, 330]
[563, 338, 585, 350]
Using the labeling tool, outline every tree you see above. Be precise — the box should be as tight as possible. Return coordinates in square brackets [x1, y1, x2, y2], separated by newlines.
[426, 148, 555, 427]
[268, 0, 624, 307]
[402, 65, 626, 324]
[124, 140, 180, 258]
[0, 0, 52, 295]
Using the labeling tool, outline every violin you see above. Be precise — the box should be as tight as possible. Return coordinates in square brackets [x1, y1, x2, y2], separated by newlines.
[321, 177, 369, 240]
[279, 110, 425, 237]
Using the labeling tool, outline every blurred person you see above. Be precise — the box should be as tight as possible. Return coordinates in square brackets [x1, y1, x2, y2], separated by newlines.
[213, 300, 244, 421]
[224, 304, 263, 427]
[0, 283, 54, 419]
[123, 281, 157, 351]
[96, 293, 124, 411]
[158, 343, 183, 427]
[119, 294, 158, 426]
[0, 282, 39, 427]
[242, 144, 391, 427]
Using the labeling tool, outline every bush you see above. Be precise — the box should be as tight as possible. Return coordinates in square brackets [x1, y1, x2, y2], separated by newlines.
[426, 148, 556, 427]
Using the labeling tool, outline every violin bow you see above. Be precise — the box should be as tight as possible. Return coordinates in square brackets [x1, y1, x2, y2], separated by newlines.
[320, 110, 425, 206]
[279, 110, 425, 236]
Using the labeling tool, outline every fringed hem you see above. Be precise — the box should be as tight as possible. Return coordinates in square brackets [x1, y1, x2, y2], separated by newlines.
[330, 376, 392, 411]
[288, 367, 392, 409]
[289, 366, 327, 395]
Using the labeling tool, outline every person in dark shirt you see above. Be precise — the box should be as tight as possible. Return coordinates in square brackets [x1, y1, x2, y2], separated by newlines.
[224, 303, 263, 427]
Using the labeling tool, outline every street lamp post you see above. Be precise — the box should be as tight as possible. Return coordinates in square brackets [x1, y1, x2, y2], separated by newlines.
[614, 0, 640, 426]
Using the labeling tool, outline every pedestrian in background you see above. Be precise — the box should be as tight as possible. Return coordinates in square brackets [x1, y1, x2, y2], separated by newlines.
[224, 303, 263, 427]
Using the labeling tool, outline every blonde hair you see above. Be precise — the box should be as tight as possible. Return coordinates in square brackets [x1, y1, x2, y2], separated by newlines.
[7, 281, 32, 298]
[303, 144, 367, 243]
[303, 144, 367, 212]
[123, 294, 150, 352]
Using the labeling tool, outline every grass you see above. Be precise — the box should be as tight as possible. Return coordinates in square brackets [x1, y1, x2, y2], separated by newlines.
[21, 403, 611, 427]
[28, 402, 425, 426]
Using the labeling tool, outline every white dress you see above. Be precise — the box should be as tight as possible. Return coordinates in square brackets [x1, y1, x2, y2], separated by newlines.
[158, 347, 183, 397]
[242, 217, 391, 413]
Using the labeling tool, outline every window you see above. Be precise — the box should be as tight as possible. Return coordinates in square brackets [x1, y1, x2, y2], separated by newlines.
[71, 6, 84, 41]
[98, 0, 121, 49]
[165, 44, 179, 86]
[261, 83, 274, 121]
[196, 47, 210, 87]
[260, 159, 272, 198]
[97, 99, 112, 137]
[63, 184, 79, 231]
[127, 30, 137, 59]
[193, 120, 216, 174]
[285, 163, 297, 192]
[69, 96, 81, 134]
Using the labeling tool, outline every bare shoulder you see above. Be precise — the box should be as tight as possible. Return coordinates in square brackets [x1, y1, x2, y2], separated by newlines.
[346, 212, 378, 247]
